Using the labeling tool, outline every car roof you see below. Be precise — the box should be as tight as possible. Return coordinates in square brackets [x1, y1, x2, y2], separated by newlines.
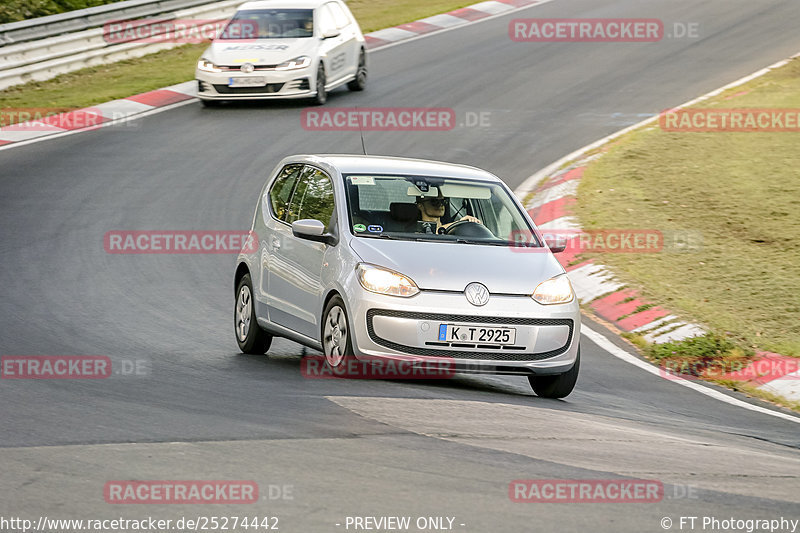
[294, 155, 502, 182]
[237, 0, 330, 10]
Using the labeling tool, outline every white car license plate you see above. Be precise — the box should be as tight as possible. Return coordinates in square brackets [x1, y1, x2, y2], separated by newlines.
[439, 324, 516, 345]
[228, 77, 266, 87]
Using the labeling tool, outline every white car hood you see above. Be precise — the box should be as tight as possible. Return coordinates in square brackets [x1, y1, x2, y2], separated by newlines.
[349, 237, 565, 294]
[203, 38, 316, 65]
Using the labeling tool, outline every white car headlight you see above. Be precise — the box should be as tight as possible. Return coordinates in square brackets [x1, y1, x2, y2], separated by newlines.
[532, 275, 574, 305]
[275, 56, 311, 70]
[197, 59, 222, 73]
[357, 264, 419, 298]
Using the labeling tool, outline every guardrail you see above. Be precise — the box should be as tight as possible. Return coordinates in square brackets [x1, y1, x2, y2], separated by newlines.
[0, 0, 241, 91]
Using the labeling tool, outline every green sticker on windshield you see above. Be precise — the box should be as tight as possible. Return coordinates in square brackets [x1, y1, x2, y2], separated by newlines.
[353, 224, 366, 232]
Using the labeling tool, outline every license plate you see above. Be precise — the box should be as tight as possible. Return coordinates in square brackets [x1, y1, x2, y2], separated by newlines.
[439, 324, 516, 345]
[228, 77, 266, 87]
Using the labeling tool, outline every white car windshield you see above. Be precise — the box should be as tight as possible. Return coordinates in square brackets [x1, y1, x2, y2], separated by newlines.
[219, 9, 314, 39]
[344, 174, 541, 246]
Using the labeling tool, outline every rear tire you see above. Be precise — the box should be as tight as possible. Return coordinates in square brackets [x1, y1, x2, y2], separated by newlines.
[528, 348, 580, 398]
[235, 274, 272, 354]
[347, 49, 367, 91]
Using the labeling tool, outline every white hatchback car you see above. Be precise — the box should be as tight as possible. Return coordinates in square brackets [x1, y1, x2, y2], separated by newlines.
[196, 0, 366, 105]
[234, 155, 582, 398]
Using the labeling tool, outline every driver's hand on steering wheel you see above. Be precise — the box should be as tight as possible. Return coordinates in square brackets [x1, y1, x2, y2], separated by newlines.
[439, 215, 483, 233]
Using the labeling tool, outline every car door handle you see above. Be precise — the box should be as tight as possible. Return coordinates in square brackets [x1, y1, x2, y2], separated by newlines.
[271, 236, 281, 250]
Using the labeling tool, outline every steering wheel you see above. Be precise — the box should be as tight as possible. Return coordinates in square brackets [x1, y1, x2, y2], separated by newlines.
[444, 220, 495, 238]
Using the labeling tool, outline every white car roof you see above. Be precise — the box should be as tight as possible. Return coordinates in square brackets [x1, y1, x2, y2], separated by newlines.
[237, 0, 330, 10]
[294, 155, 502, 182]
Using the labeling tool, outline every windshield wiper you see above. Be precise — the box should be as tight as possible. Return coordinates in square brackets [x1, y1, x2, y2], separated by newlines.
[357, 234, 525, 245]
[357, 233, 402, 240]
[453, 238, 514, 246]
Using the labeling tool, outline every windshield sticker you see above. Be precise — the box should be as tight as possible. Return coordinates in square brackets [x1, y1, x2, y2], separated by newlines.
[367, 225, 383, 233]
[353, 224, 366, 232]
[350, 176, 375, 185]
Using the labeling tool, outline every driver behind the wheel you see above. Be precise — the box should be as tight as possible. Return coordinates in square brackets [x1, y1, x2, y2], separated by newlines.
[416, 193, 481, 234]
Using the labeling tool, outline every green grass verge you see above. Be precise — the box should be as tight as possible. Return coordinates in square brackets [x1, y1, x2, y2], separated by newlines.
[0, 0, 121, 24]
[576, 57, 800, 359]
[621, 332, 800, 413]
[712, 380, 800, 412]
[0, 0, 473, 119]
[0, 44, 208, 116]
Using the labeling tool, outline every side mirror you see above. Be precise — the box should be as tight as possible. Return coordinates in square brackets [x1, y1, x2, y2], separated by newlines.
[292, 219, 337, 245]
[321, 28, 340, 39]
[544, 237, 567, 254]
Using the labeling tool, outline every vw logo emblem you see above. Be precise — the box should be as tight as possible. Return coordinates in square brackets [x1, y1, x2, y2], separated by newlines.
[240, 63, 255, 73]
[464, 282, 489, 307]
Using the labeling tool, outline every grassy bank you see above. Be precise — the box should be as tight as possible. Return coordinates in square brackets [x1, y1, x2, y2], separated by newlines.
[575, 57, 800, 360]
[0, 0, 472, 117]
[0, 0, 121, 24]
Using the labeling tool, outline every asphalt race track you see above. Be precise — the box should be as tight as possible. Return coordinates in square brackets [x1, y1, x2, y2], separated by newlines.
[1, 0, 799, 531]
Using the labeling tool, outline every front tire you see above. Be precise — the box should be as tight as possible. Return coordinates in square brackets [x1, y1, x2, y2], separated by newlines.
[235, 274, 272, 354]
[321, 295, 354, 370]
[200, 99, 221, 107]
[528, 348, 580, 398]
[313, 63, 327, 105]
[347, 49, 367, 91]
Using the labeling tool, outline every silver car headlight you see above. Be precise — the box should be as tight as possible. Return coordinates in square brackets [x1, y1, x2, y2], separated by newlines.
[532, 274, 574, 305]
[275, 56, 311, 70]
[197, 59, 222, 73]
[357, 264, 419, 298]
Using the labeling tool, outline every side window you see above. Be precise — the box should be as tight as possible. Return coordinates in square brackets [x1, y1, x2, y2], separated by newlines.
[287, 166, 336, 229]
[483, 196, 514, 240]
[268, 164, 303, 222]
[327, 2, 350, 29]
[317, 5, 337, 35]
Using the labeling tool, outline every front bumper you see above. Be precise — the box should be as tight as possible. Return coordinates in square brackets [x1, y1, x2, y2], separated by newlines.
[196, 66, 314, 100]
[346, 287, 581, 376]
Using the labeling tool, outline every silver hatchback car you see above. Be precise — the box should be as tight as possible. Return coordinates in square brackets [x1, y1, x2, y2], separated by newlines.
[234, 155, 581, 397]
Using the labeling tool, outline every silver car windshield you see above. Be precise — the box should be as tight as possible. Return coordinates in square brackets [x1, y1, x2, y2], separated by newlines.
[344, 175, 541, 246]
[219, 9, 314, 39]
